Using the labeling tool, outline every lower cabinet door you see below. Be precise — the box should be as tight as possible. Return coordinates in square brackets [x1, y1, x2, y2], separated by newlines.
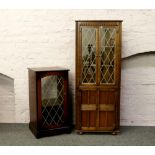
[77, 88, 119, 132]
[98, 90, 118, 131]
[79, 90, 97, 131]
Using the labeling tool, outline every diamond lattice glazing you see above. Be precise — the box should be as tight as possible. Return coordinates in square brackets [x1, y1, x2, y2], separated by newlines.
[41, 75, 64, 126]
[81, 27, 96, 84]
[100, 27, 116, 84]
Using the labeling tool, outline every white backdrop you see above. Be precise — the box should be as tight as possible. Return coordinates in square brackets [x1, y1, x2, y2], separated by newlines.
[0, 10, 155, 125]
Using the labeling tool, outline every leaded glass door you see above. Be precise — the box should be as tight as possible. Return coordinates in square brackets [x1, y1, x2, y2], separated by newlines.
[41, 75, 65, 128]
[37, 72, 68, 129]
[99, 27, 116, 85]
[81, 27, 97, 84]
[80, 26, 118, 86]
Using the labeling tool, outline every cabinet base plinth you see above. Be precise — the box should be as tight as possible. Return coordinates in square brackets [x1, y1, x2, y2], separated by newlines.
[76, 129, 120, 135]
[29, 123, 71, 138]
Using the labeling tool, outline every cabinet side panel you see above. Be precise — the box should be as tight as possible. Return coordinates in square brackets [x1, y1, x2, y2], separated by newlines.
[62, 71, 71, 127]
[28, 69, 37, 128]
[75, 21, 81, 130]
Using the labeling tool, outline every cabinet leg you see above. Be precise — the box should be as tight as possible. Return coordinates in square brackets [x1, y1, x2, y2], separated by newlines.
[112, 130, 120, 135]
[77, 131, 83, 135]
[112, 131, 117, 135]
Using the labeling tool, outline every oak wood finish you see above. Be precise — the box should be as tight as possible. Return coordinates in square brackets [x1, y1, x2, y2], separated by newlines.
[76, 21, 122, 134]
[28, 67, 71, 138]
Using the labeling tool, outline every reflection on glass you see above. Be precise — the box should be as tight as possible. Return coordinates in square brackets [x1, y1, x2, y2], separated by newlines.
[100, 27, 116, 84]
[41, 75, 64, 126]
[81, 27, 96, 84]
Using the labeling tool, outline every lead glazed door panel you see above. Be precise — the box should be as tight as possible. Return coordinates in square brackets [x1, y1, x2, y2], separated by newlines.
[76, 21, 122, 133]
[37, 72, 68, 130]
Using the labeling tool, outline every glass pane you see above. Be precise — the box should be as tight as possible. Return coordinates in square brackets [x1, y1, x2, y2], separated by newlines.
[100, 27, 116, 84]
[41, 75, 64, 126]
[81, 27, 96, 84]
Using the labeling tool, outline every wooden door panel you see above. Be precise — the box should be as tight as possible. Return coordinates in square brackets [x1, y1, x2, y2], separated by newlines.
[80, 90, 97, 129]
[99, 91, 117, 106]
[81, 91, 89, 104]
[99, 90, 117, 129]
[81, 111, 96, 128]
[89, 111, 96, 127]
[99, 112, 106, 127]
[107, 111, 115, 127]
[81, 111, 87, 127]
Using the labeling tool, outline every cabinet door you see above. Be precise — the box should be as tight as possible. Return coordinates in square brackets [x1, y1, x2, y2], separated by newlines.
[37, 72, 68, 129]
[80, 26, 98, 85]
[98, 90, 118, 130]
[78, 89, 98, 131]
[76, 26, 98, 130]
[78, 25, 120, 86]
[98, 26, 120, 130]
[99, 26, 119, 86]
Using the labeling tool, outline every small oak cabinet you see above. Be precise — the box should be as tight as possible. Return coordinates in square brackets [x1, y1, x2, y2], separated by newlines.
[75, 20, 122, 134]
[28, 67, 71, 138]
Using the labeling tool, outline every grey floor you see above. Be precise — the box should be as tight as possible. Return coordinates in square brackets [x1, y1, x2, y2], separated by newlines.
[0, 123, 155, 146]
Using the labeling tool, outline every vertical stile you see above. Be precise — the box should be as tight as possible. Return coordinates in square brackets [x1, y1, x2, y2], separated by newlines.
[87, 91, 90, 127]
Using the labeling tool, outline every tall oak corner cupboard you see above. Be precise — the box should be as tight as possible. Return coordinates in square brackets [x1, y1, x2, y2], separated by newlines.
[28, 67, 71, 138]
[75, 20, 122, 134]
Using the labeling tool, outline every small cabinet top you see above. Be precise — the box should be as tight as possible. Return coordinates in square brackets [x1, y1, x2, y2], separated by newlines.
[28, 67, 69, 72]
[75, 20, 123, 22]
